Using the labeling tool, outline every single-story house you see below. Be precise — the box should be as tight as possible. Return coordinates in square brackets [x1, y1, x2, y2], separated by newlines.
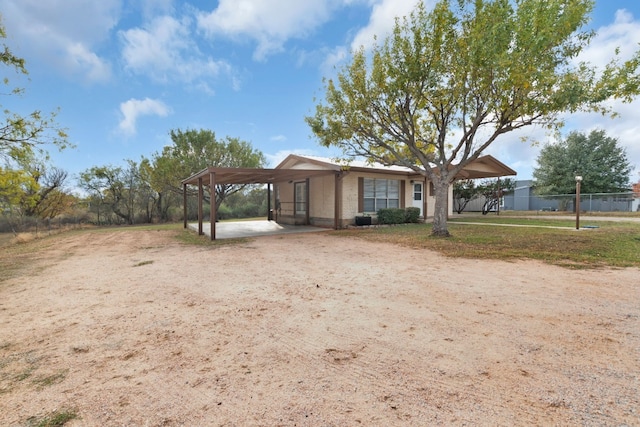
[182, 154, 516, 239]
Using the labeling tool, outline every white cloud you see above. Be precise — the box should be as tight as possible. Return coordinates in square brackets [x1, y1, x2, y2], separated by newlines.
[270, 135, 287, 142]
[560, 9, 640, 177]
[578, 9, 640, 68]
[65, 43, 112, 82]
[120, 15, 234, 85]
[118, 98, 171, 136]
[0, 0, 119, 83]
[350, 0, 425, 51]
[321, 46, 349, 75]
[197, 0, 340, 60]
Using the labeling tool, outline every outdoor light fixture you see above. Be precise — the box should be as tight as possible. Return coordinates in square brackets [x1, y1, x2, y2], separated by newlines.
[575, 176, 583, 230]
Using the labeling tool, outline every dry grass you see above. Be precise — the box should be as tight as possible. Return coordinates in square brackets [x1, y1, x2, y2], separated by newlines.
[11, 233, 36, 244]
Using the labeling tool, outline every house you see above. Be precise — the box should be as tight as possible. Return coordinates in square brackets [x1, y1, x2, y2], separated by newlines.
[182, 154, 516, 239]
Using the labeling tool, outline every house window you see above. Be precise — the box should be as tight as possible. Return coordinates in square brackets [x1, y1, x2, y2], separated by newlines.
[363, 178, 400, 212]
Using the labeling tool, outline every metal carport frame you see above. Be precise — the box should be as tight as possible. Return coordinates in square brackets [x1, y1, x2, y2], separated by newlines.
[181, 167, 341, 240]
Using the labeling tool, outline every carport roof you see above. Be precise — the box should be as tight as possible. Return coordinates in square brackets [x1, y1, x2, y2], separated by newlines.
[181, 167, 339, 186]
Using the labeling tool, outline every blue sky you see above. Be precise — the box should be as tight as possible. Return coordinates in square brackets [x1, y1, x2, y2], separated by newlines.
[1, 0, 639, 186]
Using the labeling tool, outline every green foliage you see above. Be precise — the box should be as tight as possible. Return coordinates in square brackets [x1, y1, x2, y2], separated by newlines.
[376, 206, 436, 224]
[0, 166, 37, 208]
[306, 0, 640, 236]
[152, 129, 266, 211]
[533, 129, 632, 195]
[76, 130, 266, 225]
[453, 179, 478, 213]
[0, 154, 75, 233]
[1, 18, 70, 164]
[377, 208, 407, 224]
[1, 19, 73, 232]
[220, 186, 268, 219]
[404, 207, 421, 223]
[78, 164, 138, 225]
[476, 178, 515, 214]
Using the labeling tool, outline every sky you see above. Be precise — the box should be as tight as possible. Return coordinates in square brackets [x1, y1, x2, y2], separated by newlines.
[1, 0, 639, 187]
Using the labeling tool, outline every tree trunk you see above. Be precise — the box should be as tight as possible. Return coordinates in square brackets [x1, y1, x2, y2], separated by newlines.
[432, 178, 450, 237]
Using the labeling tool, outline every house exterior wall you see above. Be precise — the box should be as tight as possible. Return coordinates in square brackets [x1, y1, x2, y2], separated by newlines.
[276, 170, 452, 227]
[341, 172, 449, 224]
[309, 174, 338, 227]
[341, 172, 408, 224]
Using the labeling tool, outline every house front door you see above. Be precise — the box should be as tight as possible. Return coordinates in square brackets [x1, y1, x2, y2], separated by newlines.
[294, 181, 307, 218]
[412, 182, 423, 216]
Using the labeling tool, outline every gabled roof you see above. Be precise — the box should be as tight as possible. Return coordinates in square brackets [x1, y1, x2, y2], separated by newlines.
[455, 155, 517, 179]
[278, 154, 517, 179]
[181, 153, 516, 186]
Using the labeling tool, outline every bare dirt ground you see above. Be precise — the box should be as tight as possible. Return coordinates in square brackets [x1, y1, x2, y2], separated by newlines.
[1, 229, 638, 426]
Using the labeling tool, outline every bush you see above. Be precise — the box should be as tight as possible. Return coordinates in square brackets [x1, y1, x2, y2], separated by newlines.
[377, 208, 406, 224]
[404, 207, 421, 223]
[217, 204, 233, 220]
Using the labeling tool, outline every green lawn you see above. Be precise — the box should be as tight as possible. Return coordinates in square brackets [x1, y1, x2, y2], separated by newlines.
[330, 217, 640, 269]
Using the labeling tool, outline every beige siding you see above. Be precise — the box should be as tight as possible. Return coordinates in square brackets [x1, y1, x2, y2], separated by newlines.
[277, 171, 452, 226]
[309, 174, 335, 219]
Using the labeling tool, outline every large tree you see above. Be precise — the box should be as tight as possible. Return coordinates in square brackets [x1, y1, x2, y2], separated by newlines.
[306, 0, 640, 236]
[533, 129, 631, 195]
[78, 164, 142, 225]
[154, 129, 266, 210]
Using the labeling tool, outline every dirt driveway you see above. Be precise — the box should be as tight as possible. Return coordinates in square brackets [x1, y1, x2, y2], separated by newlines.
[1, 229, 638, 426]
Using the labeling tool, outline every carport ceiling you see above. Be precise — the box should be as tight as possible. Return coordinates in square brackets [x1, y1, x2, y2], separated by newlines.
[181, 167, 339, 186]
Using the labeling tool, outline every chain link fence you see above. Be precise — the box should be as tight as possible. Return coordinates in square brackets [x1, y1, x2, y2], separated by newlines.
[502, 192, 639, 213]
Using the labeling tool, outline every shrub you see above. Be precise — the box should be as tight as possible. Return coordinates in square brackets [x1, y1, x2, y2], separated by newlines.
[217, 204, 233, 220]
[377, 208, 406, 224]
[404, 207, 421, 223]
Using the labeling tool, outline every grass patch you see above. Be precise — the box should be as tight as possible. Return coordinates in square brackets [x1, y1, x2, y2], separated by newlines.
[449, 216, 579, 227]
[133, 260, 154, 267]
[32, 369, 68, 389]
[0, 351, 41, 394]
[331, 218, 640, 269]
[27, 408, 78, 427]
[80, 223, 249, 246]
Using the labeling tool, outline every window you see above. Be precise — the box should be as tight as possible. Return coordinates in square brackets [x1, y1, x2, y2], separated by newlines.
[363, 178, 400, 212]
[413, 183, 422, 201]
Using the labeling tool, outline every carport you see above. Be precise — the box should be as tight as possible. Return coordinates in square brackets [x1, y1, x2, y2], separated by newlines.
[181, 167, 340, 240]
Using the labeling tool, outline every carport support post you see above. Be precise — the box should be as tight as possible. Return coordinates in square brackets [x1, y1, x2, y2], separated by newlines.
[334, 172, 342, 230]
[183, 183, 187, 229]
[496, 177, 501, 216]
[267, 183, 272, 221]
[210, 171, 216, 240]
[305, 178, 310, 225]
[198, 177, 204, 236]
